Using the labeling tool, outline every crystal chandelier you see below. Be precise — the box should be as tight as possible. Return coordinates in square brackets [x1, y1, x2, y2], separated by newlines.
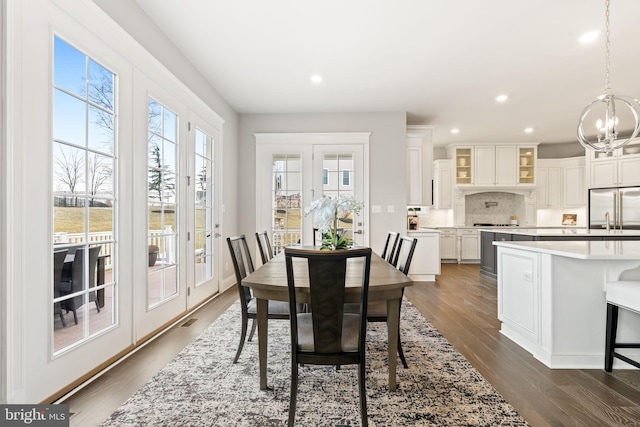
[577, 0, 640, 153]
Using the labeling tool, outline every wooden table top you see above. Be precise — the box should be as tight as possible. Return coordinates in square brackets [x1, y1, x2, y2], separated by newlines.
[242, 248, 412, 302]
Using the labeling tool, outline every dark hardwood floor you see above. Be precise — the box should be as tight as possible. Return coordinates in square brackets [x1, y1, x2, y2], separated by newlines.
[62, 263, 640, 426]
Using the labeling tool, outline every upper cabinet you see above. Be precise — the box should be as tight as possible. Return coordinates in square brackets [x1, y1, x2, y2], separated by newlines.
[447, 144, 538, 188]
[406, 126, 434, 205]
[453, 147, 473, 185]
[537, 157, 585, 208]
[586, 138, 640, 188]
[433, 159, 453, 209]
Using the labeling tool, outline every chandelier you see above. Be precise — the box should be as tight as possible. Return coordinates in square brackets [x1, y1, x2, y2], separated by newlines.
[577, 0, 640, 153]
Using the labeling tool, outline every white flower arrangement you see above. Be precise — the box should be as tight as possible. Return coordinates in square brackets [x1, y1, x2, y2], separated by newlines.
[304, 195, 364, 249]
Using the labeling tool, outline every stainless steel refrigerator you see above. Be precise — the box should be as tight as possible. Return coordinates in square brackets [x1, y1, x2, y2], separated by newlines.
[588, 186, 640, 229]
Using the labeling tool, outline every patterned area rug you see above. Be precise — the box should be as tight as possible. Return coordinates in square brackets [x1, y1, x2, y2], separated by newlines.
[102, 300, 529, 426]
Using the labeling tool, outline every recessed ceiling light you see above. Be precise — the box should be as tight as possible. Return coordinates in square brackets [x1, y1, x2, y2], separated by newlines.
[310, 74, 323, 84]
[496, 94, 508, 103]
[578, 30, 599, 44]
[451, 129, 460, 134]
[524, 127, 534, 133]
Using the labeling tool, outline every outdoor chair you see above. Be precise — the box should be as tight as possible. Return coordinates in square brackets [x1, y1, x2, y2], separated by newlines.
[53, 249, 69, 327]
[59, 246, 101, 325]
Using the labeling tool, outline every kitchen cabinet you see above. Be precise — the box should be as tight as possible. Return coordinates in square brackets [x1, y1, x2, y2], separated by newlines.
[537, 157, 585, 208]
[587, 138, 640, 188]
[563, 163, 585, 207]
[480, 231, 513, 279]
[537, 163, 562, 208]
[453, 146, 473, 186]
[406, 145, 423, 205]
[433, 159, 452, 209]
[406, 125, 435, 205]
[473, 145, 518, 186]
[457, 228, 479, 262]
[448, 143, 538, 187]
[406, 230, 441, 281]
[439, 228, 457, 260]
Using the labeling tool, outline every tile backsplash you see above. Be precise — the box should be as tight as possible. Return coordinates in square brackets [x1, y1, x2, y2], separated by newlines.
[465, 192, 520, 225]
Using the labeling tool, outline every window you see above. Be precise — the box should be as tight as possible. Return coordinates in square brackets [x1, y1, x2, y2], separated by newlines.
[322, 168, 328, 185]
[271, 154, 302, 253]
[52, 36, 116, 352]
[194, 128, 214, 285]
[147, 97, 178, 307]
[342, 169, 351, 186]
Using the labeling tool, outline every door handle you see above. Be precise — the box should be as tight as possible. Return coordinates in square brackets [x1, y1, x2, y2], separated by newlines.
[353, 230, 363, 234]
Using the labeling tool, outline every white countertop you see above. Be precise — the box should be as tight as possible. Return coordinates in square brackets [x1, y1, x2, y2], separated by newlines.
[408, 228, 440, 233]
[494, 240, 640, 259]
[480, 227, 640, 237]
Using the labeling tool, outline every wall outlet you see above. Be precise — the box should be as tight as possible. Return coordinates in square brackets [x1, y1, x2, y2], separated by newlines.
[387, 205, 395, 213]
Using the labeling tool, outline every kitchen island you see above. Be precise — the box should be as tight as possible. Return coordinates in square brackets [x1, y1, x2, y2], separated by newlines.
[480, 228, 640, 278]
[494, 240, 640, 369]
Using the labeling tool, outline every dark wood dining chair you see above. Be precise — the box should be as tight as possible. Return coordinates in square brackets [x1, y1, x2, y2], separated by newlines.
[284, 247, 372, 427]
[381, 231, 400, 265]
[255, 230, 274, 265]
[227, 235, 302, 363]
[53, 249, 69, 328]
[59, 246, 102, 325]
[345, 235, 417, 369]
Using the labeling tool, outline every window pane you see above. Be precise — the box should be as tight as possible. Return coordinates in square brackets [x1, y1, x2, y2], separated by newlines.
[163, 109, 177, 142]
[87, 153, 113, 198]
[88, 59, 114, 111]
[53, 37, 86, 96]
[53, 143, 86, 195]
[88, 105, 114, 153]
[54, 90, 87, 145]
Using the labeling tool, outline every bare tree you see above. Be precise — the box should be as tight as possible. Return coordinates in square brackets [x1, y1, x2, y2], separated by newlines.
[54, 147, 83, 207]
[88, 153, 112, 206]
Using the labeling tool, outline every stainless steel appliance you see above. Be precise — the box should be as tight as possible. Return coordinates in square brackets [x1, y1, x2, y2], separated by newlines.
[588, 186, 640, 229]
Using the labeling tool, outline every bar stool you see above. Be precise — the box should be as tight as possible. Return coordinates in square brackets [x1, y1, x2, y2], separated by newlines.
[604, 280, 640, 372]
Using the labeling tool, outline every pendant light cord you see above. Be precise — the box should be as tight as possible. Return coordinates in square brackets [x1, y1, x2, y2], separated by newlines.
[604, 0, 611, 95]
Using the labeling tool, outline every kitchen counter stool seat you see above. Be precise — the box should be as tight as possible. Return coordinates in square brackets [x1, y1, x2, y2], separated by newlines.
[605, 280, 640, 371]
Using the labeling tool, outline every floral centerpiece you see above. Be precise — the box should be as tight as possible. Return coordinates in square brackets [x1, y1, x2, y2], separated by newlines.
[305, 195, 364, 250]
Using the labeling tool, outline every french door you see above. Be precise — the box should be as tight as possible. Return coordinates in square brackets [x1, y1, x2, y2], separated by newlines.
[187, 111, 221, 307]
[255, 133, 370, 251]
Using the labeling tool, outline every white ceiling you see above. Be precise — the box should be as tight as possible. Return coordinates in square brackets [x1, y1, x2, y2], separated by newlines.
[134, 0, 640, 147]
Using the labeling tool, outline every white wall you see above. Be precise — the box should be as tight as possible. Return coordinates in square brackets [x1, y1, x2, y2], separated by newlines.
[239, 112, 407, 255]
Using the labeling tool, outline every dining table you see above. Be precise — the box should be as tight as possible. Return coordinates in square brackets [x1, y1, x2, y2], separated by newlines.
[242, 247, 413, 391]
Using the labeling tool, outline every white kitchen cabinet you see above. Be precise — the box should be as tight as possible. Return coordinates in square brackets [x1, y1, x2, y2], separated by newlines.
[433, 159, 452, 209]
[537, 162, 562, 208]
[448, 143, 537, 188]
[457, 228, 479, 262]
[452, 146, 473, 186]
[537, 157, 585, 209]
[406, 145, 423, 205]
[563, 164, 585, 207]
[406, 125, 435, 205]
[439, 228, 457, 260]
[587, 138, 640, 188]
[474, 146, 495, 185]
[406, 230, 441, 281]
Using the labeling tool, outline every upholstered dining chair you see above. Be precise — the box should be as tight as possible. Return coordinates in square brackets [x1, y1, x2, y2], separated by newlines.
[227, 235, 302, 363]
[381, 231, 400, 265]
[59, 246, 101, 325]
[345, 234, 417, 369]
[255, 230, 274, 265]
[53, 249, 69, 328]
[284, 247, 372, 427]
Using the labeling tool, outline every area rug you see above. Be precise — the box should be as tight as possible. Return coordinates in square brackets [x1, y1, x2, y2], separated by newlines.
[102, 300, 529, 426]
